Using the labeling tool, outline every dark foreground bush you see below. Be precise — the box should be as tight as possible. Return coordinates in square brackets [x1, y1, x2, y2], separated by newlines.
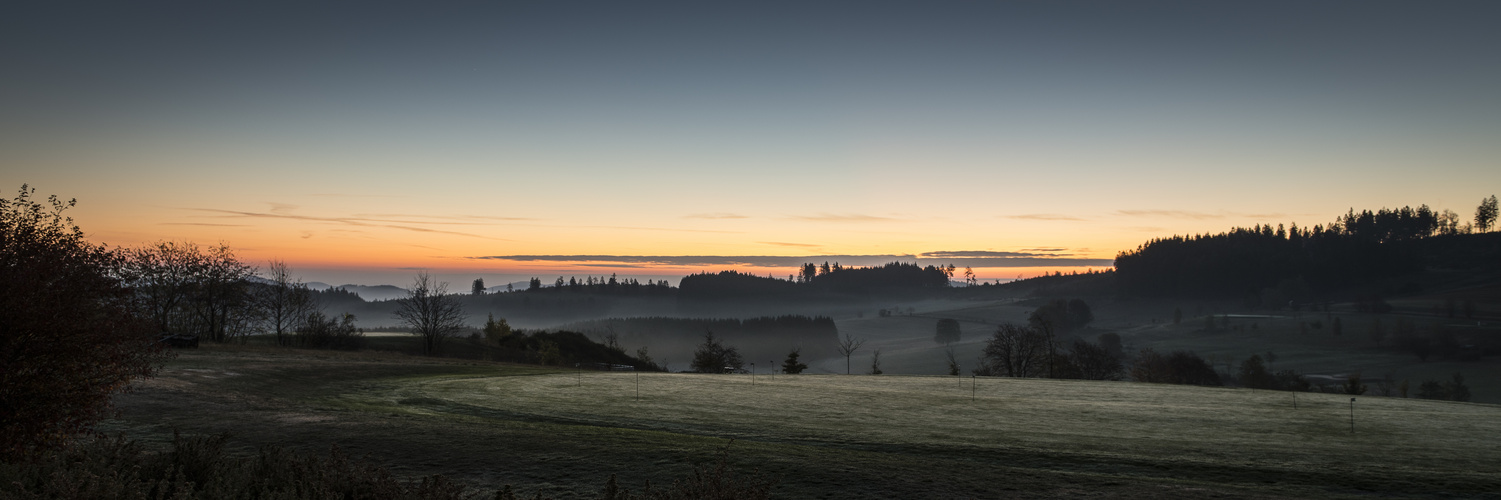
[0, 434, 775, 500]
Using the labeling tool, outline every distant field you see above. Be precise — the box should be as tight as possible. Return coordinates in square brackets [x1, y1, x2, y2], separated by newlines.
[105, 345, 1501, 499]
[831, 298, 1501, 403]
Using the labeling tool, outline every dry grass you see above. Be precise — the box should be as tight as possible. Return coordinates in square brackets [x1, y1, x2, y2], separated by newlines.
[104, 345, 1501, 499]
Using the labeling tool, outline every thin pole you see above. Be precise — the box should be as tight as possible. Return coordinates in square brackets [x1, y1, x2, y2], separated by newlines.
[971, 375, 976, 402]
[1349, 398, 1356, 433]
[635, 370, 639, 401]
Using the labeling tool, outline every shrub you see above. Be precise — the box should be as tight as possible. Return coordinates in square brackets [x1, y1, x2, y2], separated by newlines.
[295, 311, 365, 350]
[2, 435, 777, 500]
[781, 348, 808, 375]
[1, 186, 167, 459]
[1131, 349, 1222, 386]
[690, 332, 744, 373]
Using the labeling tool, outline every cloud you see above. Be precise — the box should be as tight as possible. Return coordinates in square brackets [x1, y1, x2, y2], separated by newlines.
[577, 225, 743, 234]
[787, 213, 896, 222]
[187, 208, 508, 240]
[159, 222, 251, 227]
[1116, 210, 1307, 223]
[268, 203, 298, 215]
[1020, 248, 1068, 252]
[309, 193, 408, 199]
[684, 213, 749, 220]
[1003, 214, 1085, 221]
[759, 241, 821, 248]
[921, 250, 1069, 258]
[1115, 209, 1226, 220]
[471, 252, 1113, 269]
[353, 213, 536, 223]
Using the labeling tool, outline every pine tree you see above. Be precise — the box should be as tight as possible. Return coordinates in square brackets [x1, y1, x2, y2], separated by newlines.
[781, 348, 808, 374]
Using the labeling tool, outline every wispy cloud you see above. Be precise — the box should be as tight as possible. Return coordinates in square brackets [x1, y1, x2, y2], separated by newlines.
[759, 241, 820, 248]
[684, 213, 749, 220]
[1116, 209, 1305, 222]
[787, 213, 896, 222]
[160, 222, 251, 227]
[576, 225, 744, 234]
[1003, 214, 1085, 221]
[187, 208, 508, 240]
[471, 252, 1112, 269]
[354, 213, 536, 223]
[1115, 209, 1226, 220]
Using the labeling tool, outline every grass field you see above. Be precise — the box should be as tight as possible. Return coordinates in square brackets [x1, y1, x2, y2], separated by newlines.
[102, 344, 1501, 499]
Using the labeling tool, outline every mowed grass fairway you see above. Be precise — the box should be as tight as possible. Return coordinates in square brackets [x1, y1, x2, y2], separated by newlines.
[108, 346, 1501, 499]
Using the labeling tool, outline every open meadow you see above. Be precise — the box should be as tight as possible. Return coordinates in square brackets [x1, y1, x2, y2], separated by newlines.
[101, 344, 1501, 499]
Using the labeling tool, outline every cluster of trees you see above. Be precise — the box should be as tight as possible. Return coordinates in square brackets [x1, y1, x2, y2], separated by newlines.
[1115, 199, 1501, 300]
[677, 262, 953, 301]
[689, 335, 816, 375]
[1128, 349, 1223, 386]
[1026, 298, 1094, 334]
[121, 247, 371, 350]
[1415, 373, 1472, 402]
[794, 261, 952, 291]
[971, 324, 1124, 381]
[518, 274, 674, 296]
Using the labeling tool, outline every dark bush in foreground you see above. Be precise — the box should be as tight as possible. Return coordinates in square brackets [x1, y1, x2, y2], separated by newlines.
[0, 433, 467, 499]
[1, 186, 167, 460]
[1, 434, 775, 500]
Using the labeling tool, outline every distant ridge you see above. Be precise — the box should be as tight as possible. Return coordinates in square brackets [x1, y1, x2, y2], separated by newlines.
[333, 284, 409, 302]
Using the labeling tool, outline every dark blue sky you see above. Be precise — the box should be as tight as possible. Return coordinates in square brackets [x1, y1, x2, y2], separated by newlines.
[3, 1, 1499, 284]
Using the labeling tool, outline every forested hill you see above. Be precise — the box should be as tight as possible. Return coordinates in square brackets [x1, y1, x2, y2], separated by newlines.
[1114, 205, 1501, 301]
[678, 262, 951, 300]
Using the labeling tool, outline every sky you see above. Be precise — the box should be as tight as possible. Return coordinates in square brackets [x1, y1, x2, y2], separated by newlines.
[4, 1, 1499, 286]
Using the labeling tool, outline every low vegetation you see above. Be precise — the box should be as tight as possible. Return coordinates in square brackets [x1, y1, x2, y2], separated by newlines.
[54, 345, 1501, 498]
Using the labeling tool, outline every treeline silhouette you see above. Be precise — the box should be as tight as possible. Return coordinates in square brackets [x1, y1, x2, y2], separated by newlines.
[1115, 205, 1501, 300]
[678, 262, 950, 300]
[520, 274, 674, 296]
[561, 315, 839, 368]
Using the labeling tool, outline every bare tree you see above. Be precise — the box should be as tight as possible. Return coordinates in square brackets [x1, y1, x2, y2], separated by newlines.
[979, 323, 1050, 377]
[257, 259, 313, 346]
[394, 273, 466, 355]
[119, 241, 201, 335]
[944, 346, 961, 376]
[188, 243, 257, 343]
[120, 241, 257, 342]
[835, 332, 865, 374]
[869, 347, 883, 375]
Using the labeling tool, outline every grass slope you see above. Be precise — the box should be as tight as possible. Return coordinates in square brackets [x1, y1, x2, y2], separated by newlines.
[105, 345, 1501, 499]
